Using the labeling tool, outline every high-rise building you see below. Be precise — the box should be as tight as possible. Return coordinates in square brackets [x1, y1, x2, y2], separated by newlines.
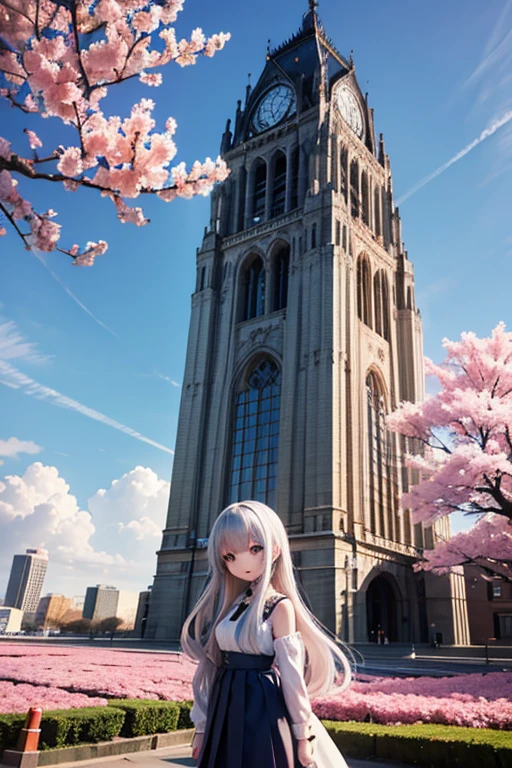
[0, 607, 23, 634]
[83, 585, 139, 629]
[83, 585, 119, 621]
[145, 4, 469, 645]
[4, 548, 49, 613]
[35, 594, 72, 629]
[115, 590, 139, 629]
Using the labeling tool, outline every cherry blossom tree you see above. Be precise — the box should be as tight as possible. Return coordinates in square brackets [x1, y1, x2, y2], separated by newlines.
[0, 0, 230, 265]
[387, 323, 512, 582]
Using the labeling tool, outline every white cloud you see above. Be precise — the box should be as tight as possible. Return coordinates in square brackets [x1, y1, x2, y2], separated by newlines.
[0, 320, 50, 365]
[0, 463, 170, 596]
[119, 516, 162, 540]
[0, 437, 43, 467]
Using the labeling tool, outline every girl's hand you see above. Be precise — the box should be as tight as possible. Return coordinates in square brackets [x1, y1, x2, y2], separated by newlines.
[191, 732, 203, 762]
[297, 737, 314, 766]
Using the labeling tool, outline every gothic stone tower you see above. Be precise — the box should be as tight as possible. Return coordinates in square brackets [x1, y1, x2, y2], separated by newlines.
[146, 5, 469, 645]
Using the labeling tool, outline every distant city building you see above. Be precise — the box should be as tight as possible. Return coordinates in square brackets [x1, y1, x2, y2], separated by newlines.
[35, 594, 72, 629]
[0, 607, 23, 633]
[83, 585, 118, 622]
[115, 590, 139, 629]
[4, 549, 49, 613]
[464, 566, 512, 644]
[134, 588, 152, 638]
[83, 585, 138, 629]
[71, 595, 85, 611]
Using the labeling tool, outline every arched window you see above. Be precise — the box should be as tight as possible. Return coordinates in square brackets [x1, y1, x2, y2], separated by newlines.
[361, 171, 370, 226]
[382, 186, 389, 249]
[374, 271, 382, 336]
[252, 160, 266, 223]
[229, 359, 281, 508]
[271, 151, 286, 218]
[242, 256, 265, 320]
[350, 160, 359, 218]
[199, 266, 207, 292]
[272, 245, 289, 311]
[382, 274, 390, 341]
[357, 255, 372, 327]
[290, 147, 299, 210]
[366, 372, 392, 538]
[374, 186, 381, 237]
[340, 147, 348, 202]
[237, 166, 247, 233]
[373, 271, 391, 341]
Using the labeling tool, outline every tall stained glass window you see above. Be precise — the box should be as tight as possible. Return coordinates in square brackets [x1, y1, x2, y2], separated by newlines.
[366, 372, 392, 538]
[228, 359, 281, 508]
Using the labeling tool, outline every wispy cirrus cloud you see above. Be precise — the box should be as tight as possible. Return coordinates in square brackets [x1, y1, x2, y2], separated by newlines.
[0, 359, 174, 455]
[32, 249, 119, 339]
[135, 371, 181, 387]
[398, 4, 512, 204]
[397, 110, 512, 205]
[463, 0, 512, 97]
[464, 1, 512, 181]
[0, 319, 51, 365]
[0, 318, 173, 456]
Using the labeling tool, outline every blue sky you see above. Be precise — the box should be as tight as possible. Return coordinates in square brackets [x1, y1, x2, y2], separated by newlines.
[1, 0, 511, 599]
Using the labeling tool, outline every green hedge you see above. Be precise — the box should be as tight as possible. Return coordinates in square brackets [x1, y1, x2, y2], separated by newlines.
[0, 714, 26, 754]
[177, 700, 194, 731]
[324, 721, 512, 768]
[0, 707, 124, 753]
[107, 700, 179, 738]
[5, 700, 510, 767]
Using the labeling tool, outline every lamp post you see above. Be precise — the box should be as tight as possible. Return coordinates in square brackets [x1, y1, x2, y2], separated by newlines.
[485, 637, 496, 665]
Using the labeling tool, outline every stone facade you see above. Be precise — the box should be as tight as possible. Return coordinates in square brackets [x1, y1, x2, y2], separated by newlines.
[464, 566, 512, 644]
[146, 6, 469, 645]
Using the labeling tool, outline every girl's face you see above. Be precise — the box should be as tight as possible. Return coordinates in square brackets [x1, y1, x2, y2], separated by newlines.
[221, 538, 265, 582]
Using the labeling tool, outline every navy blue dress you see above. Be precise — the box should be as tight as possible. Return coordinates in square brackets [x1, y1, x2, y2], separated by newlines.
[197, 596, 301, 768]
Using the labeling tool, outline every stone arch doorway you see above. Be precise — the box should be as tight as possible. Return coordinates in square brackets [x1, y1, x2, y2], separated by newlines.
[366, 574, 398, 643]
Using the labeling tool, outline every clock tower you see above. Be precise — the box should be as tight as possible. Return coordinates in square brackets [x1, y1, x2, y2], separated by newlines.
[146, 4, 470, 646]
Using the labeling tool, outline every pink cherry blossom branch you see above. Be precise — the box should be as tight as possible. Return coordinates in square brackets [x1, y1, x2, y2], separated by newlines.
[0, 0, 231, 263]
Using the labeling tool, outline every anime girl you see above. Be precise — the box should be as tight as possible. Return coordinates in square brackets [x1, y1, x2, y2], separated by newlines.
[181, 500, 352, 768]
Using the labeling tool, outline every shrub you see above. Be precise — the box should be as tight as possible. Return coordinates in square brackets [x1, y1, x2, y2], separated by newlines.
[0, 708, 124, 753]
[177, 701, 193, 730]
[0, 714, 26, 753]
[108, 700, 179, 738]
[324, 721, 512, 768]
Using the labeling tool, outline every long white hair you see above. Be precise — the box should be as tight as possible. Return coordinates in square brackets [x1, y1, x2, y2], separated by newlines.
[181, 501, 352, 717]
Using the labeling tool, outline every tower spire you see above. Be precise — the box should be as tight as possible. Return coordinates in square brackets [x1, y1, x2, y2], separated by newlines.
[308, 0, 319, 9]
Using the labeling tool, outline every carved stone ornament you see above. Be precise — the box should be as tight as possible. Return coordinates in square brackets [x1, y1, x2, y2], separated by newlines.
[236, 320, 283, 355]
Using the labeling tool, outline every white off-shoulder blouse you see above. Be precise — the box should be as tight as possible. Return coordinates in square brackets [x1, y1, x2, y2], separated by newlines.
[189, 593, 349, 768]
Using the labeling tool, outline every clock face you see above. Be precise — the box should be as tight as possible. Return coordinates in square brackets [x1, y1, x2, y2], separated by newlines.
[252, 84, 296, 134]
[335, 85, 364, 140]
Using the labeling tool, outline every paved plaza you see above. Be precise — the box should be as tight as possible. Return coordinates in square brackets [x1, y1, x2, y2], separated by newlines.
[50, 744, 414, 768]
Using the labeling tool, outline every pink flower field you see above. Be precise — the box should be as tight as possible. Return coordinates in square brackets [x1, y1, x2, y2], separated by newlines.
[1, 644, 511, 729]
[0, 681, 107, 713]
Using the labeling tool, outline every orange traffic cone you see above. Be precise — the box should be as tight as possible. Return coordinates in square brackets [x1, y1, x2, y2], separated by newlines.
[1, 708, 42, 768]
